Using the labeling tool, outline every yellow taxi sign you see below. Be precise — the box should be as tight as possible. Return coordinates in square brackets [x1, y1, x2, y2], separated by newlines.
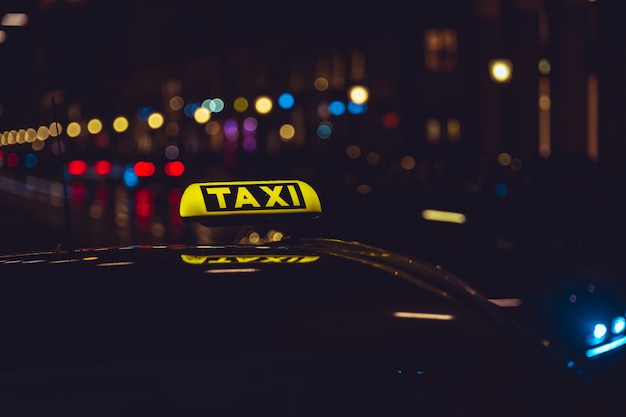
[179, 179, 322, 225]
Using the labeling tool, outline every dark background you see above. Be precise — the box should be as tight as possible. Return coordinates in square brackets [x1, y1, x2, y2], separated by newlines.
[1, 0, 625, 293]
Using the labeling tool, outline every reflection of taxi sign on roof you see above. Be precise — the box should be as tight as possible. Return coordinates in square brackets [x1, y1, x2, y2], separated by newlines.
[179, 180, 322, 225]
[181, 254, 320, 265]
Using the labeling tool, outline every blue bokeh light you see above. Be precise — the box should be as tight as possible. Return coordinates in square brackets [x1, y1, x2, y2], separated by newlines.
[347, 101, 367, 114]
[184, 103, 200, 118]
[24, 153, 38, 168]
[277, 93, 295, 109]
[136, 106, 153, 121]
[328, 100, 346, 116]
[123, 166, 139, 188]
[317, 123, 332, 139]
[495, 183, 508, 197]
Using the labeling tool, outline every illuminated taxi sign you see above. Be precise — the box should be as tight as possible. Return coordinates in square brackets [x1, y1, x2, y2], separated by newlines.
[181, 254, 320, 265]
[179, 180, 322, 225]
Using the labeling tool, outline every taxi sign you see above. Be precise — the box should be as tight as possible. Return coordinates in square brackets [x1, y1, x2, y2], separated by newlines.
[179, 179, 322, 225]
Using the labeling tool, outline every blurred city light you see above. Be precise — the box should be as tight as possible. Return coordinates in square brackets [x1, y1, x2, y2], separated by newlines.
[36, 126, 49, 140]
[169, 96, 184, 111]
[137, 107, 153, 121]
[348, 85, 369, 105]
[24, 153, 37, 168]
[254, 96, 273, 114]
[382, 112, 399, 129]
[314, 77, 329, 91]
[134, 161, 156, 177]
[233, 97, 248, 112]
[489, 59, 513, 83]
[316, 122, 332, 139]
[164, 161, 184, 176]
[67, 160, 88, 176]
[193, 107, 211, 123]
[113, 116, 129, 132]
[87, 118, 103, 134]
[279, 124, 295, 141]
[328, 101, 346, 116]
[148, 113, 164, 129]
[48, 122, 62, 137]
[1, 13, 29, 26]
[66, 122, 81, 138]
[277, 93, 295, 109]
[538, 58, 551, 75]
[421, 209, 466, 224]
[347, 102, 367, 114]
[94, 160, 112, 176]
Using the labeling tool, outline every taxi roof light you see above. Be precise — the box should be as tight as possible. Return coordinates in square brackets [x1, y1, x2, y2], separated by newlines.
[179, 179, 322, 226]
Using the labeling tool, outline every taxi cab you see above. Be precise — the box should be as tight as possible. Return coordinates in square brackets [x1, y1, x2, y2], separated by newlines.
[0, 179, 623, 416]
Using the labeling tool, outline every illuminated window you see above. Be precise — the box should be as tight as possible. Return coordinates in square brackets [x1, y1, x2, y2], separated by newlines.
[426, 117, 462, 144]
[426, 119, 441, 144]
[424, 28, 458, 72]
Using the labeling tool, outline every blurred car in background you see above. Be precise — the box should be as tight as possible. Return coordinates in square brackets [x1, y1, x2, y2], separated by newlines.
[0, 179, 624, 416]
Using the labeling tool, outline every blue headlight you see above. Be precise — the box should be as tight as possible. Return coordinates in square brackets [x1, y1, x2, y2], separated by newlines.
[593, 323, 607, 339]
[612, 316, 626, 334]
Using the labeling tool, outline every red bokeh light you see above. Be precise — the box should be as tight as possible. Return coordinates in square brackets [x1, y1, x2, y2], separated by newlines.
[382, 112, 400, 129]
[164, 161, 185, 176]
[134, 161, 156, 177]
[67, 160, 88, 176]
[94, 160, 112, 176]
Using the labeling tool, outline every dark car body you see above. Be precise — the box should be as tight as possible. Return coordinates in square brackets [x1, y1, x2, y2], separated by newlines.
[0, 178, 624, 416]
[0, 236, 621, 416]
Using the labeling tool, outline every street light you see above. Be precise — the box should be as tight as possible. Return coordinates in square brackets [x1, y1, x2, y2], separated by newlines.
[489, 59, 513, 83]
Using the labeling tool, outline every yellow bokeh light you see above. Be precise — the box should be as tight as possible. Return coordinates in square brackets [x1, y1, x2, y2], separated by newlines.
[314, 77, 329, 91]
[538, 59, 551, 75]
[497, 152, 511, 166]
[49, 122, 62, 137]
[148, 112, 164, 129]
[422, 209, 466, 224]
[113, 116, 129, 133]
[248, 232, 260, 244]
[16, 129, 26, 144]
[37, 125, 50, 140]
[31, 140, 45, 151]
[348, 85, 369, 105]
[87, 118, 103, 134]
[539, 96, 551, 110]
[279, 124, 295, 141]
[447, 118, 461, 142]
[346, 145, 361, 159]
[489, 59, 513, 83]
[66, 122, 81, 138]
[233, 97, 248, 112]
[366, 152, 380, 166]
[400, 155, 416, 170]
[26, 128, 37, 143]
[0, 132, 5, 146]
[254, 96, 273, 114]
[194, 107, 211, 124]
[7, 130, 16, 145]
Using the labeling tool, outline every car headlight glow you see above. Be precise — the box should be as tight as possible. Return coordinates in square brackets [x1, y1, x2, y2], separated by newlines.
[593, 323, 607, 339]
[586, 315, 626, 358]
[612, 316, 626, 334]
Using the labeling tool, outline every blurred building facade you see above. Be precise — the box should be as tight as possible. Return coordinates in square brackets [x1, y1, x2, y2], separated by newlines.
[0, 0, 624, 193]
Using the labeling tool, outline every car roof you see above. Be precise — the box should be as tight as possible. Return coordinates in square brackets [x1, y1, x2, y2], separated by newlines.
[0, 239, 512, 360]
